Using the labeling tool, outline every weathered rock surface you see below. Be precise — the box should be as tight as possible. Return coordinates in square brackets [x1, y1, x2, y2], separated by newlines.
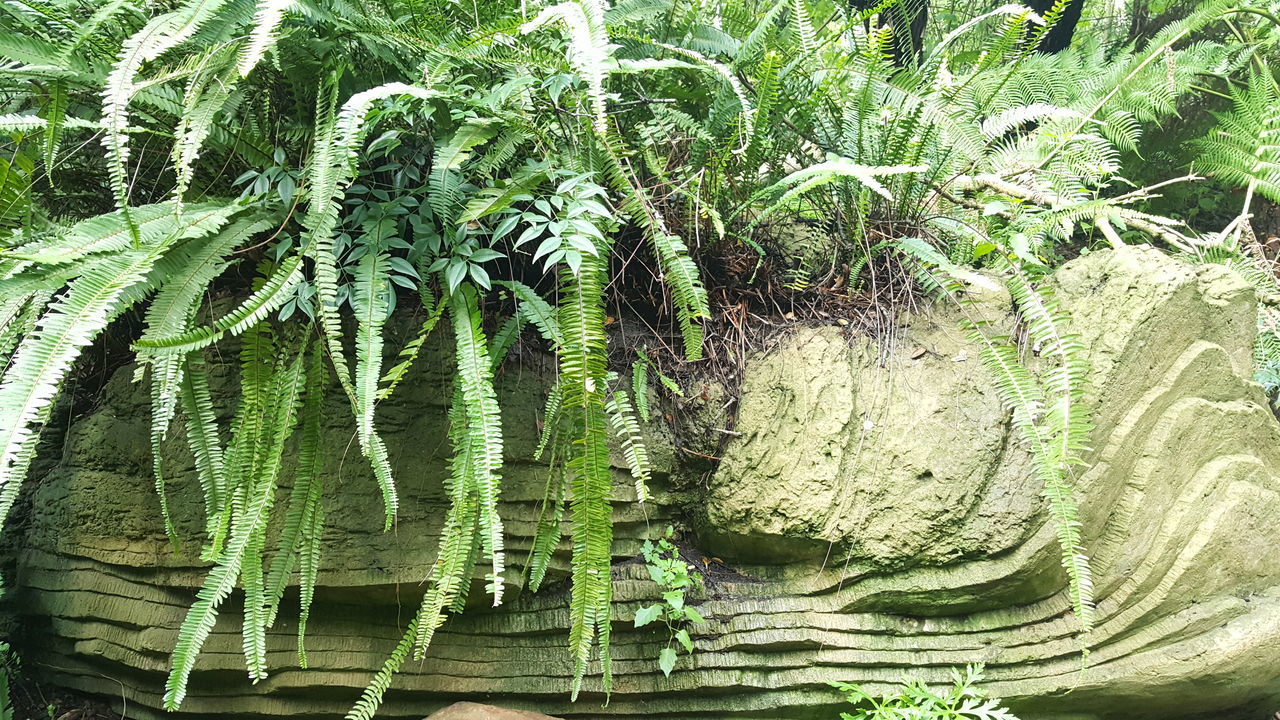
[426, 702, 562, 720]
[8, 246, 1280, 720]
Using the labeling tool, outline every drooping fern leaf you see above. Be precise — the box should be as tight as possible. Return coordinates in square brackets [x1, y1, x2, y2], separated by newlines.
[559, 247, 614, 699]
[352, 251, 400, 528]
[448, 284, 507, 605]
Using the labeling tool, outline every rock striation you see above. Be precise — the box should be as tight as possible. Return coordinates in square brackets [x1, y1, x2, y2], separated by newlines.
[8, 246, 1280, 720]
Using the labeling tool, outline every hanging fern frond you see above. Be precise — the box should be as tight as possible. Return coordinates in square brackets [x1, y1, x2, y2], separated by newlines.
[890, 238, 1096, 639]
[522, 0, 613, 135]
[0, 202, 239, 533]
[526, 456, 569, 592]
[535, 379, 565, 461]
[604, 380, 650, 502]
[180, 353, 229, 557]
[630, 358, 649, 422]
[497, 279, 563, 346]
[407, 386, 482, 661]
[352, 251, 399, 528]
[164, 324, 307, 708]
[101, 0, 233, 242]
[378, 294, 446, 400]
[133, 254, 303, 354]
[264, 341, 326, 638]
[558, 246, 614, 699]
[239, 0, 295, 76]
[345, 618, 420, 720]
[449, 284, 507, 604]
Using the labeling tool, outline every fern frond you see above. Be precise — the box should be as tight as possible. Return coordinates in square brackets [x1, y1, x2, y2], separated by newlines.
[605, 381, 650, 502]
[378, 295, 446, 401]
[344, 618, 420, 720]
[449, 285, 507, 605]
[526, 458, 568, 592]
[522, 0, 613, 135]
[535, 380, 564, 461]
[264, 340, 325, 632]
[353, 251, 399, 528]
[180, 353, 228, 555]
[6, 201, 237, 265]
[301, 80, 440, 402]
[101, 0, 232, 242]
[631, 358, 649, 422]
[430, 120, 499, 220]
[497, 279, 563, 346]
[132, 254, 303, 354]
[0, 211, 224, 532]
[599, 144, 709, 360]
[239, 0, 295, 76]
[164, 324, 307, 706]
[408, 384, 481, 660]
[558, 248, 613, 699]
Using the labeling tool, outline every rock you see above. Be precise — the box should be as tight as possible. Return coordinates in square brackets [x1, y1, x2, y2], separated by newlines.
[426, 702, 562, 720]
[701, 278, 1038, 571]
[7, 246, 1280, 720]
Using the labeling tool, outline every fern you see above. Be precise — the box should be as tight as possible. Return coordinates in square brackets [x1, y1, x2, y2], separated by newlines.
[604, 380, 651, 502]
[378, 295, 447, 400]
[264, 342, 327, 649]
[526, 457, 569, 592]
[0, 206, 237, 534]
[559, 246, 614, 699]
[1194, 72, 1280, 206]
[239, 0, 295, 76]
[164, 325, 307, 706]
[353, 251, 399, 528]
[430, 120, 500, 220]
[599, 143, 709, 360]
[497, 279, 563, 346]
[406, 387, 482, 661]
[631, 358, 650, 422]
[345, 618, 421, 720]
[132, 254, 304, 354]
[449, 285, 507, 604]
[299, 81, 440, 525]
[522, 0, 613, 135]
[101, 0, 233, 242]
[892, 239, 1096, 637]
[180, 354, 229, 558]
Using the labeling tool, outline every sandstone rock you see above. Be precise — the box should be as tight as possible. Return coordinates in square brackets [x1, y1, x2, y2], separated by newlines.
[7, 246, 1280, 720]
[426, 702, 562, 720]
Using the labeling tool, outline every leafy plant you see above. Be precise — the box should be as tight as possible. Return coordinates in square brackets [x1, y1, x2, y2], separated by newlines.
[0, 641, 13, 720]
[828, 664, 1020, 720]
[633, 527, 707, 677]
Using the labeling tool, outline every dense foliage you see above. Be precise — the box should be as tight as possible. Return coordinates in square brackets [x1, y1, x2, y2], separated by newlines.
[1, 0, 1279, 715]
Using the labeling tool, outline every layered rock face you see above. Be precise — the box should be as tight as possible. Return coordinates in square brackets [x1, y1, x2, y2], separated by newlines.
[9, 246, 1280, 719]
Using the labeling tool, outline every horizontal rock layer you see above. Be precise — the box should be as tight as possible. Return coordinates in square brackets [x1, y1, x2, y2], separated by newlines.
[10, 247, 1280, 720]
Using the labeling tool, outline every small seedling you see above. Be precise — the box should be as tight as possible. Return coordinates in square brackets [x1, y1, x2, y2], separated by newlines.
[828, 663, 1020, 720]
[635, 526, 708, 677]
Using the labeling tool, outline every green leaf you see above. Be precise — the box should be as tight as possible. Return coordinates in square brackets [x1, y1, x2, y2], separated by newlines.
[658, 647, 678, 677]
[662, 590, 684, 610]
[675, 629, 692, 653]
[634, 604, 662, 628]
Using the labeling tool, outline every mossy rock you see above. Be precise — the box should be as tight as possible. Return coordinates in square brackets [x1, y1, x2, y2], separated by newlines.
[8, 247, 1280, 720]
